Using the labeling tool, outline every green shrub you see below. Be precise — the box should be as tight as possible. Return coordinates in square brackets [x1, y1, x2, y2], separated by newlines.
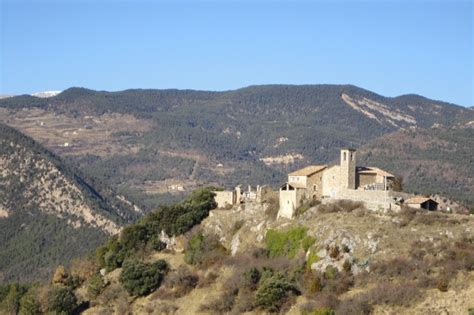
[265, 226, 315, 258]
[342, 260, 352, 272]
[119, 260, 168, 296]
[324, 266, 338, 280]
[47, 286, 77, 315]
[94, 188, 216, 271]
[255, 273, 295, 312]
[18, 287, 40, 315]
[306, 251, 320, 269]
[0, 283, 28, 315]
[149, 237, 167, 251]
[87, 273, 106, 298]
[95, 236, 127, 272]
[242, 267, 261, 290]
[120, 224, 150, 252]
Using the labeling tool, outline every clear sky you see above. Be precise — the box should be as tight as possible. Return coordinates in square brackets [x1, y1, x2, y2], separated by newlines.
[1, 0, 472, 106]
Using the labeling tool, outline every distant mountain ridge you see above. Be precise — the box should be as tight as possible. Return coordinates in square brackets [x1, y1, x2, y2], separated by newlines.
[0, 84, 472, 209]
[0, 123, 141, 282]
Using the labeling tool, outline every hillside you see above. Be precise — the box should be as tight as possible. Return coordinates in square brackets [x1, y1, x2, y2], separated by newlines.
[0, 85, 472, 209]
[0, 124, 142, 283]
[358, 127, 474, 204]
[3, 194, 472, 314]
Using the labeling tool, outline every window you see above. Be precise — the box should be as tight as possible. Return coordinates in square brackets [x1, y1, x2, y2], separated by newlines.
[351, 153, 354, 161]
[343, 152, 347, 161]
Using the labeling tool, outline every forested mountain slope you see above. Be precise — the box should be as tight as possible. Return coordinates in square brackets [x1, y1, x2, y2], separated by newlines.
[0, 85, 472, 208]
[358, 127, 474, 204]
[0, 124, 141, 283]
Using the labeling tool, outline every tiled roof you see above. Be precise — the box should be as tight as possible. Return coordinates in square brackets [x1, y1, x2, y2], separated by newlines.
[405, 197, 437, 204]
[289, 165, 327, 176]
[357, 166, 394, 177]
[280, 182, 307, 189]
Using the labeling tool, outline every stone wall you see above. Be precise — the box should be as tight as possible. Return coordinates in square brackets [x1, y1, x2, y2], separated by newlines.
[213, 191, 236, 208]
[307, 172, 324, 198]
[323, 188, 410, 212]
[278, 186, 305, 219]
[322, 165, 341, 197]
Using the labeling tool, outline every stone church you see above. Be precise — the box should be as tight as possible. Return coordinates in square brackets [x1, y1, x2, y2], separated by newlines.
[278, 148, 402, 218]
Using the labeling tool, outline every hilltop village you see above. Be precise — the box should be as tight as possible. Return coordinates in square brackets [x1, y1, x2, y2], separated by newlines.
[213, 148, 439, 217]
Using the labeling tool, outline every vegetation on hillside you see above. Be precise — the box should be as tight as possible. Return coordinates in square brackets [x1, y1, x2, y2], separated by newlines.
[2, 85, 472, 209]
[0, 124, 140, 283]
[359, 127, 474, 205]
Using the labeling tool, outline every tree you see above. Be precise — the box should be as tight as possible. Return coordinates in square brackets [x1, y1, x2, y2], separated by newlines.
[119, 260, 168, 296]
[47, 286, 77, 315]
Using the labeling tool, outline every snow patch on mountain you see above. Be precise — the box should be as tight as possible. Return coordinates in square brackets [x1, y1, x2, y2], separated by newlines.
[32, 90, 62, 98]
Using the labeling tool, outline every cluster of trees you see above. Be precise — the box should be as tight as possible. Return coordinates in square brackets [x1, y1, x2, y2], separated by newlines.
[0, 273, 79, 315]
[95, 188, 216, 272]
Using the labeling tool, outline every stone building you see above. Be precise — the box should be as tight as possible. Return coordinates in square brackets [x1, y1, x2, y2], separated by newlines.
[278, 148, 400, 218]
[213, 186, 241, 208]
[405, 197, 438, 211]
[213, 185, 275, 208]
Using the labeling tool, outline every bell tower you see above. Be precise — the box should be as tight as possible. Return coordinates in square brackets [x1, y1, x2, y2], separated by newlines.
[340, 148, 356, 189]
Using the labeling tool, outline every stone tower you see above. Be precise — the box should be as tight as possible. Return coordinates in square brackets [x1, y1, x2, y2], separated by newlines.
[340, 148, 356, 189]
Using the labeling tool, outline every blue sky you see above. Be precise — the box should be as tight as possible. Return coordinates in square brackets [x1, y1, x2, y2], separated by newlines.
[1, 0, 472, 106]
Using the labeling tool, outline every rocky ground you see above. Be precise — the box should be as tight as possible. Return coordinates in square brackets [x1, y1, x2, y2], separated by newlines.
[81, 200, 474, 314]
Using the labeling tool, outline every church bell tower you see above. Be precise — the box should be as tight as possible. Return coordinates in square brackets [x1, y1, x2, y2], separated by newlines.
[340, 148, 356, 189]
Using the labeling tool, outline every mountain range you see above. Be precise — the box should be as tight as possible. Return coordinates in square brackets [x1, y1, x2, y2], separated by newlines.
[1, 85, 472, 207]
[0, 84, 473, 283]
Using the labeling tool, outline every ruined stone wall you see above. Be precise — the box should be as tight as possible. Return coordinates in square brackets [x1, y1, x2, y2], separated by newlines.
[213, 191, 235, 208]
[258, 186, 278, 203]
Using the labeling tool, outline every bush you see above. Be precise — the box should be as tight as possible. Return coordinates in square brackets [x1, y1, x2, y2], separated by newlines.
[295, 199, 320, 216]
[437, 278, 449, 292]
[199, 288, 238, 313]
[18, 287, 41, 315]
[306, 251, 320, 269]
[328, 246, 340, 259]
[70, 256, 99, 281]
[342, 260, 352, 272]
[119, 260, 169, 296]
[120, 224, 150, 252]
[0, 284, 28, 315]
[87, 273, 106, 298]
[244, 267, 261, 290]
[52, 265, 69, 285]
[148, 237, 167, 251]
[47, 286, 77, 315]
[318, 200, 363, 213]
[163, 266, 199, 298]
[184, 232, 227, 267]
[255, 273, 295, 312]
[266, 226, 314, 258]
[304, 269, 322, 294]
[95, 236, 127, 272]
[336, 296, 372, 315]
